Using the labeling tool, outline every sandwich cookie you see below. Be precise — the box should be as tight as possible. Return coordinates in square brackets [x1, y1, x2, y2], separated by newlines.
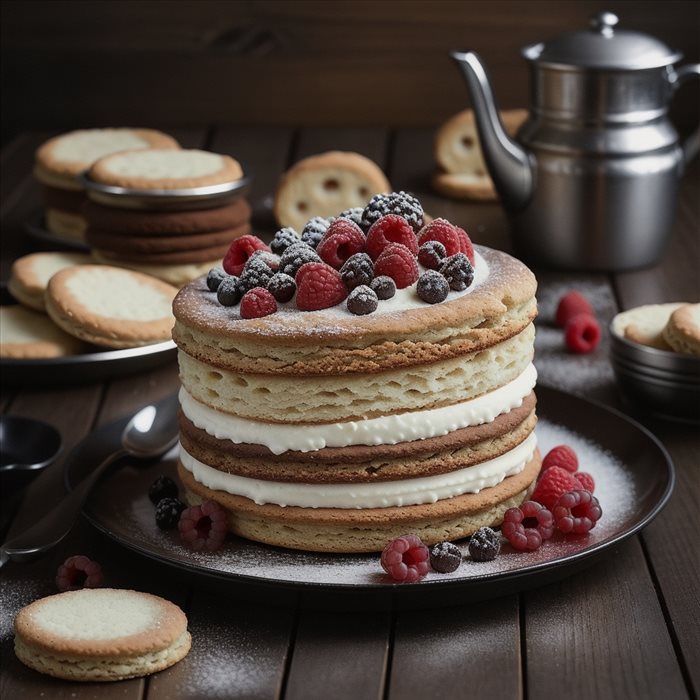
[663, 303, 700, 355]
[92, 243, 232, 266]
[612, 302, 686, 350]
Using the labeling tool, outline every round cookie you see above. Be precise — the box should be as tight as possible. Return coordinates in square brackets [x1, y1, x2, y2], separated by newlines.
[45, 209, 88, 241]
[14, 588, 191, 682]
[274, 151, 391, 231]
[92, 242, 232, 266]
[0, 305, 86, 358]
[663, 303, 700, 355]
[9, 251, 92, 311]
[611, 303, 686, 350]
[46, 265, 178, 348]
[432, 170, 498, 201]
[89, 149, 243, 190]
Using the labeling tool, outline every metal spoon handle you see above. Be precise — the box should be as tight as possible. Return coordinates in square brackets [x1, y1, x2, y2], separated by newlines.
[0, 449, 127, 567]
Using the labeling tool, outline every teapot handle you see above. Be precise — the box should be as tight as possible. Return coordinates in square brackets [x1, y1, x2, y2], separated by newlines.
[669, 64, 700, 165]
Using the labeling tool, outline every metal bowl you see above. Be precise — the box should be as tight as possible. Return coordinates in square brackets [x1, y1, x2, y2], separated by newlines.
[610, 350, 700, 384]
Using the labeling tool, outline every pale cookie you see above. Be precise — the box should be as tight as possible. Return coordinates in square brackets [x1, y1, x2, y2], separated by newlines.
[612, 303, 686, 350]
[663, 303, 700, 355]
[0, 306, 86, 358]
[274, 151, 391, 231]
[9, 252, 92, 311]
[432, 171, 498, 201]
[14, 588, 191, 682]
[89, 149, 243, 190]
[45, 209, 88, 241]
[46, 265, 178, 348]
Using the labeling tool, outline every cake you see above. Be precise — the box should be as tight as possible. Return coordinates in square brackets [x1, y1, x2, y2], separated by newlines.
[171, 193, 540, 552]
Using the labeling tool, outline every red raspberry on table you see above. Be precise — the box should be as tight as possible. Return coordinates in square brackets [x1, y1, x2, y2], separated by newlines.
[373, 243, 420, 289]
[366, 215, 418, 260]
[565, 313, 601, 353]
[575, 472, 595, 493]
[240, 287, 278, 319]
[531, 466, 582, 510]
[556, 291, 594, 328]
[295, 262, 348, 311]
[541, 444, 579, 474]
[316, 219, 366, 269]
[553, 490, 602, 534]
[454, 225, 475, 266]
[56, 555, 104, 592]
[417, 219, 461, 257]
[380, 534, 431, 582]
[223, 235, 270, 276]
[178, 500, 228, 551]
[501, 501, 554, 551]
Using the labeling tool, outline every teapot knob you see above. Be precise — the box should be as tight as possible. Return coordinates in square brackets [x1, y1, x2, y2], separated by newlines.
[590, 11, 618, 37]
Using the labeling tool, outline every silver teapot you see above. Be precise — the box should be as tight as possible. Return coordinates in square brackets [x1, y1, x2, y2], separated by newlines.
[451, 11, 699, 270]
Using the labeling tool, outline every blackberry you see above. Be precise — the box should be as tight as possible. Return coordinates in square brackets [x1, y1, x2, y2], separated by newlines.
[247, 249, 280, 272]
[206, 267, 227, 292]
[370, 275, 396, 300]
[280, 242, 321, 277]
[340, 253, 374, 291]
[417, 270, 449, 304]
[361, 191, 424, 233]
[301, 216, 332, 248]
[429, 541, 462, 573]
[468, 527, 501, 562]
[148, 475, 178, 505]
[239, 257, 274, 293]
[337, 207, 365, 230]
[270, 227, 300, 255]
[217, 275, 242, 306]
[346, 285, 378, 315]
[417, 240, 447, 270]
[267, 272, 297, 303]
[439, 253, 474, 291]
[155, 497, 186, 530]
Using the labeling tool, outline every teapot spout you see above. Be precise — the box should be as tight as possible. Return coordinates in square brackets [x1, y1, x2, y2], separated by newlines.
[449, 50, 533, 210]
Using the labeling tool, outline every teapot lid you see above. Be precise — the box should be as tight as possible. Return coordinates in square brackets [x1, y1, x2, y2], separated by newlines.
[522, 11, 682, 70]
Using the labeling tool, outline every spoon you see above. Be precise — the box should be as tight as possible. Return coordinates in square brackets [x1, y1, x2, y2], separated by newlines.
[0, 394, 179, 567]
[0, 415, 62, 473]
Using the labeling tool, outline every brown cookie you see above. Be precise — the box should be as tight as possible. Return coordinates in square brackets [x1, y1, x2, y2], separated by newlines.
[94, 241, 231, 265]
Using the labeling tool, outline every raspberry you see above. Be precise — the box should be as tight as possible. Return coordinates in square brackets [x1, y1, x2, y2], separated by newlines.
[56, 555, 104, 592]
[373, 243, 419, 289]
[222, 235, 270, 276]
[366, 214, 418, 260]
[337, 206, 364, 229]
[267, 272, 296, 303]
[340, 253, 374, 291]
[429, 541, 462, 573]
[301, 216, 332, 248]
[541, 445, 579, 473]
[565, 313, 601, 353]
[239, 257, 274, 293]
[454, 226, 475, 266]
[155, 497, 186, 530]
[575, 472, 595, 493]
[316, 219, 366, 269]
[270, 227, 300, 255]
[240, 287, 277, 319]
[371, 275, 396, 300]
[217, 275, 241, 306]
[279, 242, 321, 277]
[295, 262, 348, 311]
[501, 501, 554, 551]
[148, 475, 178, 505]
[553, 490, 602, 534]
[362, 191, 424, 233]
[556, 291, 594, 327]
[178, 500, 228, 551]
[346, 285, 378, 315]
[530, 465, 582, 510]
[468, 527, 501, 562]
[417, 240, 447, 270]
[439, 253, 474, 291]
[417, 270, 449, 304]
[206, 267, 227, 292]
[417, 219, 461, 257]
[380, 534, 431, 582]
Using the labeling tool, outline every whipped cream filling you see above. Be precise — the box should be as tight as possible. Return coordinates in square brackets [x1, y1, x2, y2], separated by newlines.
[180, 363, 537, 455]
[180, 431, 537, 509]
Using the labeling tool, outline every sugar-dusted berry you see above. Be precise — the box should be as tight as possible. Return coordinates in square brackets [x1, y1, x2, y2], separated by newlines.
[380, 534, 431, 582]
[316, 219, 366, 269]
[206, 267, 227, 292]
[270, 227, 300, 255]
[556, 291, 594, 328]
[267, 272, 296, 303]
[430, 541, 462, 573]
[347, 285, 378, 315]
[178, 500, 228, 551]
[418, 240, 447, 270]
[373, 243, 419, 289]
[366, 214, 418, 260]
[301, 216, 332, 248]
[340, 252, 374, 291]
[454, 226, 475, 266]
[531, 466, 581, 510]
[295, 262, 348, 311]
[222, 235, 270, 276]
[541, 445, 579, 474]
[417, 270, 449, 304]
[279, 242, 321, 277]
[216, 275, 241, 306]
[417, 219, 461, 257]
[362, 191, 424, 233]
[502, 501, 554, 551]
[553, 490, 602, 534]
[337, 206, 364, 229]
[239, 256, 275, 293]
[240, 287, 278, 319]
[565, 313, 601, 353]
[371, 275, 396, 300]
[468, 527, 501, 562]
[56, 555, 104, 592]
[439, 253, 474, 291]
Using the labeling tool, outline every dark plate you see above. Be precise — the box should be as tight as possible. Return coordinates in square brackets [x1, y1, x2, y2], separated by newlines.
[68, 386, 674, 609]
[23, 212, 91, 252]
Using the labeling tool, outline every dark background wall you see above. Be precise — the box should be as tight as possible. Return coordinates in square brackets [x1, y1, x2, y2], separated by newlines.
[2, 0, 698, 142]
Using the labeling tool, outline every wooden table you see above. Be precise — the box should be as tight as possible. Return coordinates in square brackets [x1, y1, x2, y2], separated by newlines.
[1, 126, 698, 700]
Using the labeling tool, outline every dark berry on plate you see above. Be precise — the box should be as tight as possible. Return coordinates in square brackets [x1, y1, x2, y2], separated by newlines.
[280, 242, 321, 277]
[216, 275, 242, 306]
[553, 490, 602, 534]
[148, 475, 178, 505]
[418, 240, 447, 270]
[361, 191, 424, 233]
[502, 501, 554, 552]
[380, 534, 431, 582]
[206, 267, 227, 292]
[565, 313, 601, 353]
[239, 256, 274, 293]
[267, 272, 297, 303]
[468, 527, 501, 562]
[338, 206, 365, 229]
[240, 287, 278, 319]
[347, 285, 378, 315]
[542, 445, 579, 474]
[556, 291, 594, 328]
[56, 555, 104, 592]
[247, 249, 280, 272]
[340, 253, 374, 291]
[371, 275, 396, 300]
[417, 270, 449, 304]
[178, 500, 228, 551]
[155, 497, 186, 530]
[301, 216, 332, 248]
[429, 541, 462, 573]
[439, 253, 474, 291]
[270, 227, 300, 255]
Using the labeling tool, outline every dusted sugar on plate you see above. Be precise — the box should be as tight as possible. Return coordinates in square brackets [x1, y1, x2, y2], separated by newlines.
[171, 192, 540, 552]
